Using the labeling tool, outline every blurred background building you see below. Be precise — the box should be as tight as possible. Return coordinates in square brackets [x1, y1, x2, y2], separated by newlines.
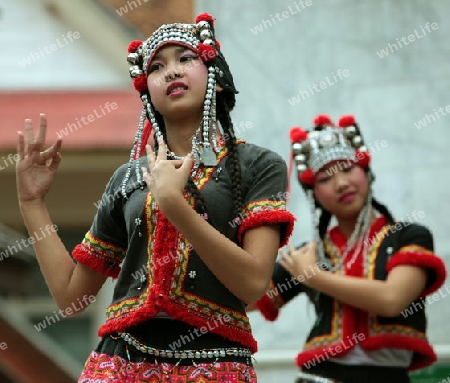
[0, 0, 449, 382]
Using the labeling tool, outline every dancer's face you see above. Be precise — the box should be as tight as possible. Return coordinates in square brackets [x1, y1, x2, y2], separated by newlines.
[313, 161, 369, 219]
[146, 45, 208, 119]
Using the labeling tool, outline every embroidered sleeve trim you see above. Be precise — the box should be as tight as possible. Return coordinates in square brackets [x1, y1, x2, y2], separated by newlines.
[72, 232, 126, 279]
[237, 201, 295, 246]
[386, 245, 447, 297]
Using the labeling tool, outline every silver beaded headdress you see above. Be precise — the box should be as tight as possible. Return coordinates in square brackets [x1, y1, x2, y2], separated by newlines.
[121, 13, 238, 197]
[289, 114, 373, 271]
[289, 114, 371, 186]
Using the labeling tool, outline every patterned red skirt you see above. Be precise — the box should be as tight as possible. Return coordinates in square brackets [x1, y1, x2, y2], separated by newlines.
[79, 351, 257, 383]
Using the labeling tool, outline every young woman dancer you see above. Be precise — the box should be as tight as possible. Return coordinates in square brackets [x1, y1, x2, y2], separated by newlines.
[16, 13, 295, 382]
[253, 114, 447, 383]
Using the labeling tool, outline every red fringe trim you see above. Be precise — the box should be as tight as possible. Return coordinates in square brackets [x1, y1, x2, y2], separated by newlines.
[98, 304, 158, 338]
[237, 210, 295, 247]
[362, 335, 437, 371]
[99, 209, 258, 353]
[163, 301, 257, 353]
[98, 299, 258, 353]
[297, 342, 355, 369]
[72, 244, 120, 279]
[255, 293, 279, 321]
[297, 334, 436, 372]
[386, 251, 447, 297]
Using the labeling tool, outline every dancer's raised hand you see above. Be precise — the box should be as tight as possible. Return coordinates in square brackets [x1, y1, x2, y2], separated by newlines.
[16, 114, 62, 204]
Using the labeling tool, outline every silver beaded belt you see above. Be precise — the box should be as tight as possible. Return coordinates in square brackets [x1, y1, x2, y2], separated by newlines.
[117, 332, 252, 360]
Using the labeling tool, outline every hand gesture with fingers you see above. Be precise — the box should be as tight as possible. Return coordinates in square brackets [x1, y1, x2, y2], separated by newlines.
[16, 114, 62, 205]
[141, 137, 193, 211]
[279, 242, 320, 285]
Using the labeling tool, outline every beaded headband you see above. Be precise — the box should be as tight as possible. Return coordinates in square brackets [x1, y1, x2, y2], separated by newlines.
[289, 114, 371, 187]
[120, 13, 238, 197]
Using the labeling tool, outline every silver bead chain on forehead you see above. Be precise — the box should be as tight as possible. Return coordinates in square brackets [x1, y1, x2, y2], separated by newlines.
[142, 24, 199, 73]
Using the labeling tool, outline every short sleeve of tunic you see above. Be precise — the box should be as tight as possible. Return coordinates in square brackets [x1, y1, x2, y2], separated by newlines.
[386, 223, 447, 297]
[72, 166, 128, 279]
[236, 144, 295, 246]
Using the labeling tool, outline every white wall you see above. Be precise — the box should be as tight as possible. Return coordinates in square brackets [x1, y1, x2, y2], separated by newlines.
[196, 0, 450, 381]
[0, 0, 129, 89]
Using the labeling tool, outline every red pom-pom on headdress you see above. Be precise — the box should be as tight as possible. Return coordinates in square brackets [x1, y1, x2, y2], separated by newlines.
[338, 115, 356, 127]
[313, 114, 333, 126]
[299, 168, 315, 185]
[195, 12, 216, 26]
[198, 43, 216, 62]
[133, 75, 148, 93]
[128, 40, 143, 53]
[355, 151, 371, 168]
[290, 127, 308, 143]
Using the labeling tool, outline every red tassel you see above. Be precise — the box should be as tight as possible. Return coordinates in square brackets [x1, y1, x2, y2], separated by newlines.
[128, 40, 143, 53]
[313, 114, 333, 126]
[338, 115, 356, 127]
[134, 120, 152, 159]
[299, 168, 315, 185]
[290, 127, 308, 143]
